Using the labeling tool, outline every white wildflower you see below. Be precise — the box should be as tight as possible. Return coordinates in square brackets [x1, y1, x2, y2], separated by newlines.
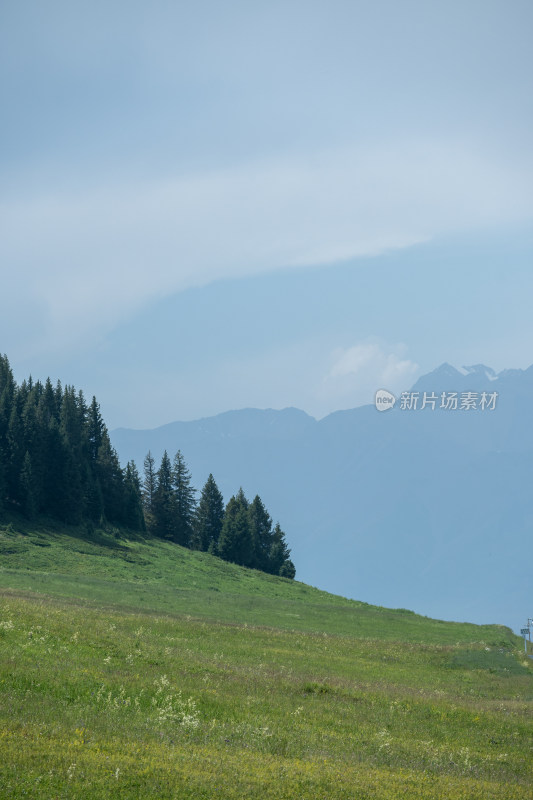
[375, 729, 393, 750]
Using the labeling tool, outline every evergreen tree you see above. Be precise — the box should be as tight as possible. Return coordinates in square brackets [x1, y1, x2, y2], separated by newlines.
[142, 451, 157, 531]
[218, 491, 253, 566]
[57, 386, 85, 522]
[37, 378, 58, 427]
[20, 451, 37, 519]
[0, 356, 15, 511]
[17, 378, 31, 410]
[60, 386, 83, 452]
[192, 473, 224, 551]
[124, 461, 145, 531]
[59, 446, 84, 524]
[21, 390, 44, 511]
[87, 397, 105, 464]
[7, 404, 24, 506]
[248, 494, 273, 571]
[152, 451, 176, 540]
[54, 380, 63, 416]
[0, 444, 4, 513]
[279, 559, 296, 579]
[269, 522, 296, 578]
[84, 461, 104, 525]
[172, 450, 196, 547]
[0, 354, 14, 398]
[41, 418, 65, 519]
[35, 380, 61, 518]
[96, 432, 124, 524]
[235, 487, 249, 510]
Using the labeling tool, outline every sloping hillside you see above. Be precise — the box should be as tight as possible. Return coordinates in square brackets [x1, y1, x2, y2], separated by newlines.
[0, 520, 517, 642]
[0, 521, 531, 799]
[111, 363, 533, 630]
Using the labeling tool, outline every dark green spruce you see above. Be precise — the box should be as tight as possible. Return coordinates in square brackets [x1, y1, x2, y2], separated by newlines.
[0, 353, 296, 579]
[0, 354, 143, 532]
[192, 473, 224, 552]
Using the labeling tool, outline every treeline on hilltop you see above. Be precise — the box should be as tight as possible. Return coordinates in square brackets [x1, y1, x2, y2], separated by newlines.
[0, 355, 295, 579]
[0, 355, 143, 529]
[142, 451, 295, 578]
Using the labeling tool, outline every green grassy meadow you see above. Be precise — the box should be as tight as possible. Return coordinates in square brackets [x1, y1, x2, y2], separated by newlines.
[0, 520, 532, 798]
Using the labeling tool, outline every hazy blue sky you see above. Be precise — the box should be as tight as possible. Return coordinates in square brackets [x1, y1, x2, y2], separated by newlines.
[1, 1, 532, 428]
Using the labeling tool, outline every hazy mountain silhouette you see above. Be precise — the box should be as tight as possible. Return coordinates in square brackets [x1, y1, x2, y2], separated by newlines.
[111, 364, 533, 631]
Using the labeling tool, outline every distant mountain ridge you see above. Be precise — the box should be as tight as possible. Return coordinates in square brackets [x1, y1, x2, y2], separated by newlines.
[111, 363, 533, 631]
[411, 362, 533, 394]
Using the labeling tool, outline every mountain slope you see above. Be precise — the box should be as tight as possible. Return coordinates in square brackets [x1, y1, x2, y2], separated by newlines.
[111, 364, 533, 631]
[0, 520, 512, 643]
[0, 524, 531, 800]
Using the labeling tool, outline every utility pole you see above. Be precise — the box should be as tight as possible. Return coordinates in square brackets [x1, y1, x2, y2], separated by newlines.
[520, 622, 530, 654]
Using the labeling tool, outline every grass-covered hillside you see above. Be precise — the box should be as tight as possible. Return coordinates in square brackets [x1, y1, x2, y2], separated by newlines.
[0, 519, 532, 799]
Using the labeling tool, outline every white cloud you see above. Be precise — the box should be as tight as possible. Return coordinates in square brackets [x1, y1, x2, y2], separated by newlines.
[1, 139, 532, 360]
[320, 341, 419, 411]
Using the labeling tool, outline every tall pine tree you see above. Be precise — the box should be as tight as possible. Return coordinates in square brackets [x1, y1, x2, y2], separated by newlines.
[218, 490, 253, 567]
[269, 522, 296, 578]
[20, 451, 37, 519]
[142, 451, 157, 532]
[172, 450, 196, 547]
[152, 451, 175, 540]
[96, 433, 124, 524]
[248, 494, 273, 571]
[124, 461, 145, 531]
[0, 355, 16, 511]
[192, 473, 224, 551]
